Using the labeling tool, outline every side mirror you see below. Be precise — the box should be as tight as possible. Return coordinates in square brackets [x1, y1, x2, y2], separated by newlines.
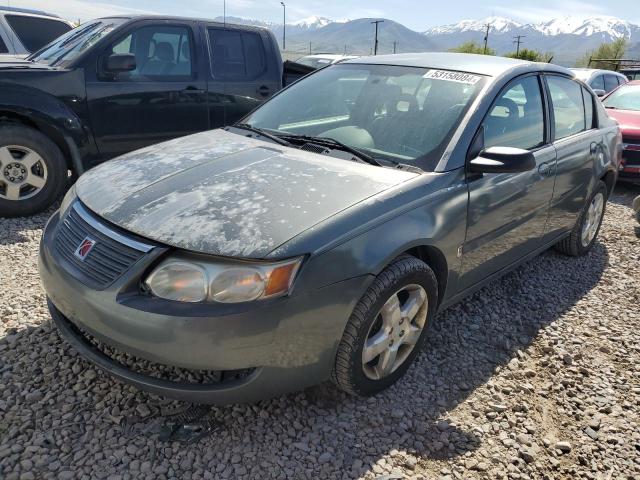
[468, 146, 536, 174]
[592, 89, 606, 97]
[105, 53, 136, 73]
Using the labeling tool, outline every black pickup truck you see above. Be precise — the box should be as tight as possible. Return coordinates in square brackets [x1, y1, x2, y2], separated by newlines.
[0, 16, 312, 216]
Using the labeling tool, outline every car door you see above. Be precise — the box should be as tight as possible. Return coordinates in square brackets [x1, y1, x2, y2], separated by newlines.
[460, 74, 557, 290]
[543, 75, 601, 240]
[205, 25, 281, 128]
[85, 21, 209, 162]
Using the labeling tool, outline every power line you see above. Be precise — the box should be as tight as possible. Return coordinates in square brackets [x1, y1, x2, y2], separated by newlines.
[371, 20, 384, 56]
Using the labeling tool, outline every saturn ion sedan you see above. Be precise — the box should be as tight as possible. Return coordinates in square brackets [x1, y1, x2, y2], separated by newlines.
[39, 53, 621, 404]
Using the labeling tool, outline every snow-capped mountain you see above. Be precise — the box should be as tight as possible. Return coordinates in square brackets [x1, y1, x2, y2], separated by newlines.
[423, 15, 640, 64]
[425, 15, 637, 39]
[290, 16, 345, 29]
[424, 16, 523, 35]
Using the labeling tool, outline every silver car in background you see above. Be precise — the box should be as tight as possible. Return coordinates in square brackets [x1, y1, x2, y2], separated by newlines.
[570, 68, 628, 97]
[0, 6, 72, 59]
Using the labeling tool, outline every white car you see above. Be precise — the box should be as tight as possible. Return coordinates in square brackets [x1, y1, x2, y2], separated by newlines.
[570, 68, 628, 97]
[296, 54, 360, 69]
[0, 6, 72, 59]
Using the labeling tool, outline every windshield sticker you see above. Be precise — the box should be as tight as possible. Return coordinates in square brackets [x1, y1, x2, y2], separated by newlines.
[423, 70, 482, 84]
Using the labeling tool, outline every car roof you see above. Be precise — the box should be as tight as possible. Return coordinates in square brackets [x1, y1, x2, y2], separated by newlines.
[0, 6, 62, 18]
[570, 68, 627, 77]
[345, 52, 570, 77]
[95, 14, 271, 32]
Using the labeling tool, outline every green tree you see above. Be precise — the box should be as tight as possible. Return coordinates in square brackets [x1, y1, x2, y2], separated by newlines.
[450, 41, 496, 56]
[505, 49, 553, 62]
[575, 38, 627, 69]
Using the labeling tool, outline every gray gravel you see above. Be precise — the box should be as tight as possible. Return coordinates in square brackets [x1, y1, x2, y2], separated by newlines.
[1, 185, 639, 480]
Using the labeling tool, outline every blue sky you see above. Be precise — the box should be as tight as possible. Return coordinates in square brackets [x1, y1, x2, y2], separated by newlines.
[10, 0, 640, 30]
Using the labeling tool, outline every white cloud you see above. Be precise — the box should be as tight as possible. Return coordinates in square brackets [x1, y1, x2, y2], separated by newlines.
[490, 0, 610, 23]
[12, 0, 156, 22]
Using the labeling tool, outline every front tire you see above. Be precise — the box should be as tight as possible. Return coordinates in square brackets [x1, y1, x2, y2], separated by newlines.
[332, 255, 438, 397]
[0, 125, 67, 217]
[555, 181, 607, 256]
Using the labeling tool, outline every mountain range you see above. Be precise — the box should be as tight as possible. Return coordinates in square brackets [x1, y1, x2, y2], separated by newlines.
[217, 14, 640, 66]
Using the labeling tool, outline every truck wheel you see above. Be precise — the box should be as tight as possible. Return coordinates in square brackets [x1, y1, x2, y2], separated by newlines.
[555, 181, 607, 256]
[0, 125, 67, 217]
[332, 255, 438, 397]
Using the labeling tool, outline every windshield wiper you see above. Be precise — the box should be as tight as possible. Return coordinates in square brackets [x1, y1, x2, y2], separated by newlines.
[231, 124, 292, 147]
[276, 133, 383, 167]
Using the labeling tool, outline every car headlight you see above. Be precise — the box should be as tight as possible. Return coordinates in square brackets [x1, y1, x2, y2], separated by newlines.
[59, 184, 77, 217]
[144, 255, 303, 303]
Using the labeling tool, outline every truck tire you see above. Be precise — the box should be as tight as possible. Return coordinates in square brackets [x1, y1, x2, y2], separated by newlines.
[555, 181, 607, 256]
[0, 125, 67, 217]
[332, 255, 438, 397]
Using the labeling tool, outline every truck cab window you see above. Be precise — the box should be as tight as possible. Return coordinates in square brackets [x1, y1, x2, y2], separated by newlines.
[208, 28, 266, 79]
[108, 25, 193, 80]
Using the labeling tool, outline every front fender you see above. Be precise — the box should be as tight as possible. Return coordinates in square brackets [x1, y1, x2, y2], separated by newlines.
[290, 169, 469, 306]
[0, 71, 95, 169]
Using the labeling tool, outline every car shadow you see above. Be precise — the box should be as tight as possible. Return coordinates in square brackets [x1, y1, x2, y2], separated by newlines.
[1, 242, 609, 477]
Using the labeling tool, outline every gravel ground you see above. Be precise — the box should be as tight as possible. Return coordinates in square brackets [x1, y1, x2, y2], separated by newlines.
[1, 185, 639, 480]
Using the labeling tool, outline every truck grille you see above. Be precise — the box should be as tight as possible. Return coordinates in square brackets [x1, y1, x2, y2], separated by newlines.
[54, 203, 151, 289]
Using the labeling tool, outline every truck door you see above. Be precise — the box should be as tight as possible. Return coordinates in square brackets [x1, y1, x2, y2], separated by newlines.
[205, 25, 281, 128]
[85, 20, 208, 162]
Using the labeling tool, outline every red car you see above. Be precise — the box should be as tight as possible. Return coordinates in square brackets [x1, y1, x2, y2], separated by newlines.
[602, 81, 640, 183]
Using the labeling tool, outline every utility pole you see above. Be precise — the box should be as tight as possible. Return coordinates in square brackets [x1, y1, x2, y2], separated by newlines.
[371, 20, 384, 55]
[309, 42, 312, 54]
[280, 2, 286, 50]
[483, 23, 490, 54]
[513, 35, 526, 58]
[393, 41, 397, 54]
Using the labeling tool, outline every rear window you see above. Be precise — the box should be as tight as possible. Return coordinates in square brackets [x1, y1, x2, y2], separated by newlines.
[5, 15, 71, 52]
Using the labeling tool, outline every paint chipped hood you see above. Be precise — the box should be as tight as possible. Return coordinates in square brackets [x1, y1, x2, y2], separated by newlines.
[76, 129, 418, 258]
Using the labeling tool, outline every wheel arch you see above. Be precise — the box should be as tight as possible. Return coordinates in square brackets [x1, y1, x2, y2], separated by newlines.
[403, 244, 448, 305]
[600, 168, 616, 198]
[0, 109, 74, 171]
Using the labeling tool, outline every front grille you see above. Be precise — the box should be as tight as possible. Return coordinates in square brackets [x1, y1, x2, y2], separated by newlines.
[55, 205, 148, 289]
[622, 147, 640, 165]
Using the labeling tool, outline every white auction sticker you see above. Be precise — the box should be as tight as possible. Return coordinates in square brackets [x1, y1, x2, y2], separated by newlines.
[423, 70, 482, 85]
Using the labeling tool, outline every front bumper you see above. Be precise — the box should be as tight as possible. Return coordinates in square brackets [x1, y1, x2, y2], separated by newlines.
[40, 207, 370, 404]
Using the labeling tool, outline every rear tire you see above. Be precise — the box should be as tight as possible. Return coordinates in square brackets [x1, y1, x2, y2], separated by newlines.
[0, 125, 67, 217]
[555, 181, 607, 256]
[332, 255, 438, 397]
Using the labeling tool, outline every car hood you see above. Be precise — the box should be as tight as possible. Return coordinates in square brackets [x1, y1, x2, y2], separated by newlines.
[607, 108, 640, 141]
[76, 129, 417, 258]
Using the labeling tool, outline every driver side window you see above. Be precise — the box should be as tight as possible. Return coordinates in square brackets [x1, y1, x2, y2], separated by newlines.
[484, 76, 545, 151]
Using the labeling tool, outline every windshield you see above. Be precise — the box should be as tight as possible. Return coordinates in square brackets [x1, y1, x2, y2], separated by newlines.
[603, 84, 640, 111]
[244, 64, 486, 171]
[29, 19, 126, 67]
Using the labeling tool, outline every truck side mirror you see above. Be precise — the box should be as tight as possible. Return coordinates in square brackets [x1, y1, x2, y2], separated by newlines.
[105, 53, 136, 73]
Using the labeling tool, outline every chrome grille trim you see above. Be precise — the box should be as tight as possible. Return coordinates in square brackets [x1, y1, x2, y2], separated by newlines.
[73, 202, 155, 253]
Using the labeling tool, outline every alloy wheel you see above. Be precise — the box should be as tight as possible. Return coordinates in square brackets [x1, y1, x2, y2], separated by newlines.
[580, 192, 605, 247]
[362, 284, 428, 380]
[0, 145, 48, 201]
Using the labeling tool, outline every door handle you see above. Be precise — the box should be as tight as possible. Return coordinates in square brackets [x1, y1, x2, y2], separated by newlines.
[538, 162, 551, 176]
[257, 85, 271, 97]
